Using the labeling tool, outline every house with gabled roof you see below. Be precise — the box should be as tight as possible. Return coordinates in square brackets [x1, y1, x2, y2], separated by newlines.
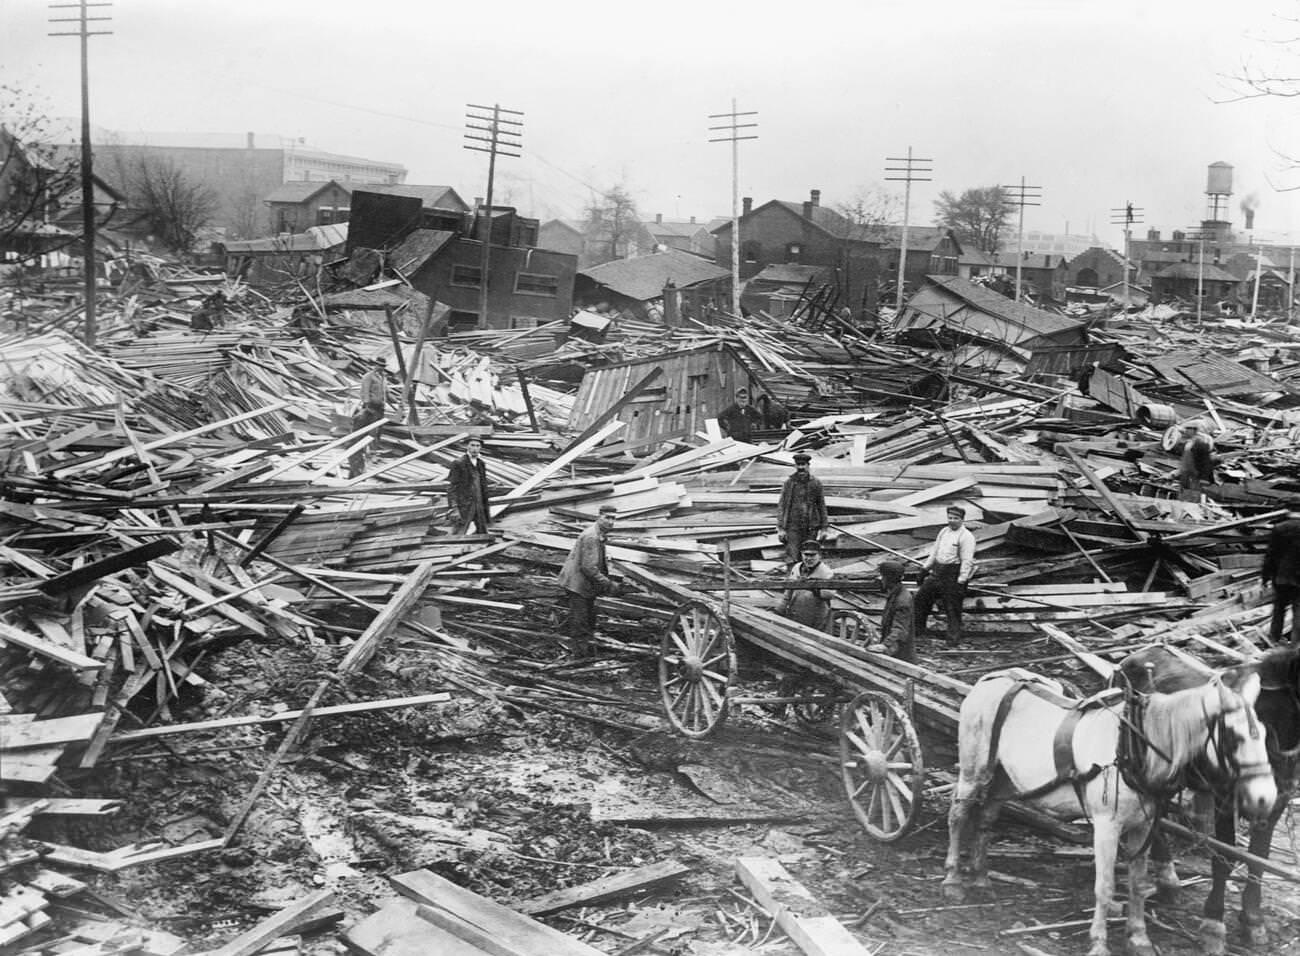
[264, 181, 471, 237]
[1066, 246, 1130, 291]
[1149, 260, 1240, 304]
[538, 215, 657, 268]
[645, 214, 716, 257]
[711, 189, 883, 316]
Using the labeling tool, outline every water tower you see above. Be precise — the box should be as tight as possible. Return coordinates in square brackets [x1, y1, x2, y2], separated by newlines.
[1202, 161, 1233, 241]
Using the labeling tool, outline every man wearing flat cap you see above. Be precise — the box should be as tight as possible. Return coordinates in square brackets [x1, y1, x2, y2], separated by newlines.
[718, 387, 763, 443]
[874, 559, 916, 662]
[779, 538, 834, 631]
[915, 504, 975, 642]
[557, 504, 620, 657]
[777, 453, 828, 566]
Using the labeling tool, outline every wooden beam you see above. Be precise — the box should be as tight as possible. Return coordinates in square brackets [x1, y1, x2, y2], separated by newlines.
[0, 620, 103, 671]
[734, 856, 876, 956]
[204, 890, 341, 956]
[516, 859, 691, 916]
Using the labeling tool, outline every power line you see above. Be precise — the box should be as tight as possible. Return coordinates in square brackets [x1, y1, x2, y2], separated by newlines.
[709, 100, 758, 319]
[48, 0, 111, 346]
[999, 178, 1042, 303]
[885, 148, 933, 313]
[464, 103, 523, 328]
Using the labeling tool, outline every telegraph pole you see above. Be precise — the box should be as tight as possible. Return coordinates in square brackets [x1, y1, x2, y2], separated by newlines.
[884, 147, 933, 312]
[464, 103, 522, 329]
[709, 100, 758, 319]
[1108, 201, 1143, 312]
[1000, 178, 1042, 302]
[49, 0, 111, 347]
[1184, 227, 1211, 322]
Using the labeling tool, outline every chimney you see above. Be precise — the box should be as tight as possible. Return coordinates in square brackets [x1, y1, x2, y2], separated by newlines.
[689, 216, 696, 224]
[1044, 255, 1051, 267]
[810, 189, 821, 207]
[1172, 229, 1185, 242]
[803, 199, 814, 219]
[656, 213, 663, 224]
[1147, 229, 1159, 241]
[1244, 208, 1256, 230]
[742, 196, 752, 215]
[246, 131, 255, 149]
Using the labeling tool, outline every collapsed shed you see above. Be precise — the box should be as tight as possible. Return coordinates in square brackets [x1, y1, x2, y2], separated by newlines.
[567, 341, 769, 455]
[574, 248, 730, 324]
[895, 274, 1090, 371]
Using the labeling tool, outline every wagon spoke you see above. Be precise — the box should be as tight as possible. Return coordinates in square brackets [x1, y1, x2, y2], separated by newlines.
[883, 732, 906, 761]
[883, 776, 908, 824]
[702, 653, 729, 668]
[700, 675, 725, 711]
[669, 630, 692, 658]
[694, 684, 715, 729]
[851, 776, 875, 799]
[667, 681, 691, 713]
[843, 729, 871, 757]
[662, 675, 684, 689]
[886, 770, 915, 802]
[700, 668, 730, 683]
[856, 710, 880, 750]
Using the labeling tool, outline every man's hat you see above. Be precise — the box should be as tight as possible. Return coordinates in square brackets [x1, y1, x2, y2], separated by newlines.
[799, 539, 822, 553]
[878, 559, 906, 581]
[598, 504, 618, 515]
[735, 386, 750, 397]
[792, 452, 811, 464]
[946, 505, 966, 518]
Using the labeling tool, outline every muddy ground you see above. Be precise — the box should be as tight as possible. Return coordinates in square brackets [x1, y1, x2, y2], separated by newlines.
[28, 623, 1300, 956]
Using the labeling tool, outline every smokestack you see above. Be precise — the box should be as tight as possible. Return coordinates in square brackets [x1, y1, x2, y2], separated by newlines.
[1147, 229, 1159, 241]
[656, 213, 663, 224]
[742, 196, 752, 215]
[803, 199, 814, 219]
[246, 131, 255, 149]
[1244, 208, 1256, 231]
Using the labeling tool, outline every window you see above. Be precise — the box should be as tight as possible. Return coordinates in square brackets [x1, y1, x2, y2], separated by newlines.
[510, 315, 542, 329]
[742, 240, 762, 263]
[317, 207, 349, 226]
[448, 310, 480, 331]
[785, 242, 802, 263]
[515, 272, 559, 296]
[451, 265, 482, 288]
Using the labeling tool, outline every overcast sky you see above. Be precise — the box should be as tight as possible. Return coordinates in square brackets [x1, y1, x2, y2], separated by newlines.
[6, 0, 1300, 248]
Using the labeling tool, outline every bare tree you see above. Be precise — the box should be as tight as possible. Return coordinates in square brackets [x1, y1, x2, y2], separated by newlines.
[933, 186, 1010, 254]
[119, 153, 217, 257]
[0, 83, 87, 264]
[832, 185, 902, 239]
[227, 184, 266, 240]
[584, 183, 642, 260]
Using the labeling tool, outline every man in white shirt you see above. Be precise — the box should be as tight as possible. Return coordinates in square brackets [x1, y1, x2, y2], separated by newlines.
[915, 504, 976, 642]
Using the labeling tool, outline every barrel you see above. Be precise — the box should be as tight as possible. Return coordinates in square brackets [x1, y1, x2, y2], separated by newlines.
[1135, 403, 1177, 428]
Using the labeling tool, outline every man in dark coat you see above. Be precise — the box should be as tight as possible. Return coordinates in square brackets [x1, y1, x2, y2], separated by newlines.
[557, 504, 619, 657]
[717, 387, 763, 443]
[1177, 421, 1216, 501]
[348, 357, 387, 478]
[777, 453, 828, 565]
[1263, 505, 1300, 644]
[447, 436, 491, 534]
[778, 538, 834, 632]
[873, 559, 916, 662]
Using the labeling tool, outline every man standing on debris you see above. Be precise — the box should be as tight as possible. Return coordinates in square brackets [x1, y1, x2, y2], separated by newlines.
[447, 436, 491, 535]
[348, 357, 388, 479]
[777, 452, 828, 565]
[872, 559, 916, 662]
[779, 539, 834, 631]
[914, 505, 976, 642]
[557, 504, 621, 657]
[717, 387, 763, 443]
[1177, 421, 1216, 501]
[1263, 505, 1300, 644]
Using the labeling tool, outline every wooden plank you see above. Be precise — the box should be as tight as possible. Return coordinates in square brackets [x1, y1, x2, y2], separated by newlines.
[891, 475, 977, 508]
[205, 890, 340, 956]
[110, 693, 451, 744]
[734, 856, 875, 956]
[337, 561, 439, 675]
[35, 539, 179, 596]
[491, 420, 626, 516]
[515, 859, 691, 916]
[0, 713, 104, 752]
[0, 620, 103, 671]
[391, 868, 606, 956]
[344, 896, 490, 956]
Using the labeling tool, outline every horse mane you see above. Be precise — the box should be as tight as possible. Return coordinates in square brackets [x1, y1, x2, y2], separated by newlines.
[1138, 680, 1229, 787]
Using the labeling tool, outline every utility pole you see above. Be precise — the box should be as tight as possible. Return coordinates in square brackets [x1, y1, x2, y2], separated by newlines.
[1184, 228, 1210, 322]
[49, 0, 111, 347]
[709, 100, 758, 319]
[1000, 178, 1042, 303]
[1108, 201, 1143, 313]
[464, 103, 522, 329]
[884, 147, 933, 313]
[1289, 246, 1295, 324]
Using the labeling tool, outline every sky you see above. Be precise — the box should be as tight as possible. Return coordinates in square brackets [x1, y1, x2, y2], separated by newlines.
[6, 0, 1300, 250]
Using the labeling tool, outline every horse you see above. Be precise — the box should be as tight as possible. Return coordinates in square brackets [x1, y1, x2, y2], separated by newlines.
[1117, 644, 1300, 955]
[943, 664, 1276, 956]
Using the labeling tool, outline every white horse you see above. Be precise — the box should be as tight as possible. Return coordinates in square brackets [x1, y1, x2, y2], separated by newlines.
[943, 667, 1276, 956]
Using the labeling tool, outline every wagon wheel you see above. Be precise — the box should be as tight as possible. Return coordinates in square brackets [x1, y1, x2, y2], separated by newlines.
[659, 601, 736, 738]
[830, 610, 878, 647]
[839, 691, 925, 842]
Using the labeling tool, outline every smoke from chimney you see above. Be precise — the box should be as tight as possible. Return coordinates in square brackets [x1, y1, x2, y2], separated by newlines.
[1241, 192, 1260, 231]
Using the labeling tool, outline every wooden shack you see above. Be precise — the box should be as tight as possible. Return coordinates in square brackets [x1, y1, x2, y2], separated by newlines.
[568, 342, 767, 456]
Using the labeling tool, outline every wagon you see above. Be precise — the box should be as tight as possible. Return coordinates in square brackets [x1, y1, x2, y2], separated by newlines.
[625, 566, 964, 843]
